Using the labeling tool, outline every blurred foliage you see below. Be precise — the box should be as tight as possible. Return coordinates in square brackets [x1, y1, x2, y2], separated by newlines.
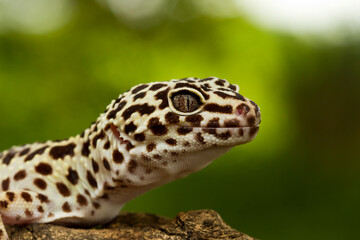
[0, 0, 359, 239]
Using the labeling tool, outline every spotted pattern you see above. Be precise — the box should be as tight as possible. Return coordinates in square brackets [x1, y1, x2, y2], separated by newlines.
[0, 77, 260, 239]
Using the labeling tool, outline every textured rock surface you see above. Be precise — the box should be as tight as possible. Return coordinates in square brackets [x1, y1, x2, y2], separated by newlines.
[5, 209, 255, 240]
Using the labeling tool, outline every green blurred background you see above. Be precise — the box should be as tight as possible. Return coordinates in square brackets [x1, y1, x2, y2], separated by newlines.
[0, 0, 359, 239]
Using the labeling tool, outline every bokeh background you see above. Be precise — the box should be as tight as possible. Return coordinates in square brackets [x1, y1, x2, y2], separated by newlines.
[1, 0, 359, 239]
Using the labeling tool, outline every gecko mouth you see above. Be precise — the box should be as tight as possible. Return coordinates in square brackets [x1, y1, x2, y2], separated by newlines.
[183, 125, 260, 140]
[180, 125, 260, 131]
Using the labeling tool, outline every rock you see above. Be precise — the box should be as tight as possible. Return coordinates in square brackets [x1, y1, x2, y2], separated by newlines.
[5, 209, 255, 240]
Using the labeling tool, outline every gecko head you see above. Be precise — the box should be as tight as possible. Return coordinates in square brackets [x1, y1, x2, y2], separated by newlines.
[104, 77, 261, 179]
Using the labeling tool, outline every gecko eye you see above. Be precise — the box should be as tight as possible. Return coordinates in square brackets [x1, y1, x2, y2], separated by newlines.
[171, 90, 202, 113]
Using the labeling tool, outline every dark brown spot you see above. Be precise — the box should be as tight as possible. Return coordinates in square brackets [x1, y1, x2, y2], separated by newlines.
[103, 140, 110, 149]
[229, 84, 238, 91]
[113, 150, 124, 164]
[35, 163, 53, 175]
[127, 160, 138, 173]
[87, 171, 98, 188]
[76, 194, 88, 206]
[122, 103, 156, 120]
[92, 202, 100, 209]
[207, 118, 220, 128]
[92, 131, 105, 148]
[62, 202, 71, 212]
[203, 128, 216, 135]
[214, 91, 245, 101]
[124, 122, 137, 134]
[50, 143, 76, 160]
[177, 126, 192, 135]
[93, 124, 98, 132]
[134, 133, 145, 141]
[146, 143, 156, 152]
[56, 182, 71, 197]
[14, 170, 27, 181]
[249, 127, 259, 137]
[19, 148, 30, 156]
[148, 117, 168, 136]
[6, 192, 15, 202]
[3, 152, 15, 165]
[224, 119, 240, 127]
[37, 193, 49, 203]
[112, 97, 123, 108]
[92, 159, 99, 173]
[126, 142, 134, 152]
[149, 83, 167, 91]
[196, 133, 206, 144]
[25, 146, 48, 161]
[248, 117, 256, 126]
[66, 168, 79, 185]
[25, 209, 33, 217]
[0, 201, 8, 209]
[131, 84, 148, 94]
[215, 80, 225, 86]
[81, 140, 90, 157]
[165, 112, 180, 124]
[107, 101, 127, 119]
[104, 124, 111, 131]
[34, 178, 47, 190]
[216, 131, 231, 140]
[204, 104, 233, 114]
[239, 128, 244, 136]
[165, 138, 177, 146]
[133, 92, 146, 101]
[21, 192, 32, 202]
[103, 158, 111, 171]
[154, 87, 170, 109]
[185, 114, 203, 126]
[153, 154, 162, 160]
[199, 77, 215, 82]
[38, 206, 44, 213]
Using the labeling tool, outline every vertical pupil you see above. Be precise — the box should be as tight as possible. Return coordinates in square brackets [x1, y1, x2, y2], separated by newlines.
[186, 95, 190, 111]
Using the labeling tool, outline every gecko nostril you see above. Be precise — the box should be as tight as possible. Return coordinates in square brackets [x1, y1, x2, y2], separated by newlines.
[236, 104, 250, 116]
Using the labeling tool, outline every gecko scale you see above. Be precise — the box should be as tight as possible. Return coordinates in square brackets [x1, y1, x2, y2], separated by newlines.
[0, 77, 261, 239]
